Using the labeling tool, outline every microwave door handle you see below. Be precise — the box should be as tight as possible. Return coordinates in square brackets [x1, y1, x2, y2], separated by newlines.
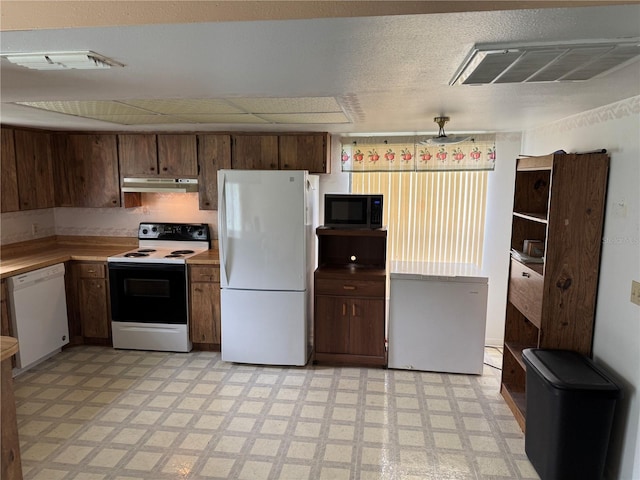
[218, 171, 229, 286]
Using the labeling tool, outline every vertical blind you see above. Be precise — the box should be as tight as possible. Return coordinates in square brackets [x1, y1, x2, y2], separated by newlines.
[351, 170, 488, 265]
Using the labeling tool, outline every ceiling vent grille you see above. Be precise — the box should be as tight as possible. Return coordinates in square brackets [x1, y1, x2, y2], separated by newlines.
[450, 40, 640, 85]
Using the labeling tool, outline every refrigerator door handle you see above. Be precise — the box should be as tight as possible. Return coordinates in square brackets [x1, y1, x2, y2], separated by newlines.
[218, 171, 229, 286]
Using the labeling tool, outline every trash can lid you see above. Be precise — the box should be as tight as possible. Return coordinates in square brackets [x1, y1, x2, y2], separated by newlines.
[522, 349, 622, 396]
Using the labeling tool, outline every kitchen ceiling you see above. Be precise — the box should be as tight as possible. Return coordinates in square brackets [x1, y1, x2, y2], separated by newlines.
[1, 2, 639, 135]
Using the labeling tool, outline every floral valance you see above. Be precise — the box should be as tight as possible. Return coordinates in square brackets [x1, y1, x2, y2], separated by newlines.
[340, 135, 496, 172]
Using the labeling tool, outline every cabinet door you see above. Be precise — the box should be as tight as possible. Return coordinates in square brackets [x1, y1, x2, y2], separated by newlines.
[66, 134, 120, 207]
[118, 134, 158, 176]
[232, 135, 278, 169]
[315, 295, 350, 354]
[190, 280, 221, 344]
[349, 298, 385, 357]
[14, 129, 54, 210]
[158, 134, 198, 176]
[51, 134, 74, 207]
[279, 134, 329, 173]
[197, 134, 231, 210]
[78, 278, 110, 339]
[1, 128, 19, 213]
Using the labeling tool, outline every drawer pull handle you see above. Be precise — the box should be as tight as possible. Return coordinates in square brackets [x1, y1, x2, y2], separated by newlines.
[342, 303, 347, 316]
[352, 304, 356, 316]
[87, 270, 95, 273]
[343, 285, 356, 290]
[522, 272, 531, 278]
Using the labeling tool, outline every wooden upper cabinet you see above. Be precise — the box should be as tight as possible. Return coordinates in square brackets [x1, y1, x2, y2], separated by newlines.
[279, 133, 330, 173]
[64, 134, 121, 207]
[14, 129, 54, 210]
[157, 134, 198, 176]
[118, 134, 197, 177]
[118, 134, 158, 176]
[197, 134, 231, 210]
[1, 128, 19, 213]
[231, 135, 279, 169]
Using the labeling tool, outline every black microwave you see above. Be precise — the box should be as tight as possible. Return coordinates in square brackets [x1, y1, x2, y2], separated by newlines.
[324, 194, 383, 229]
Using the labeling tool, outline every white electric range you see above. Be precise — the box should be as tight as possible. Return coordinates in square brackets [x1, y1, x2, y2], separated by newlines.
[107, 222, 211, 352]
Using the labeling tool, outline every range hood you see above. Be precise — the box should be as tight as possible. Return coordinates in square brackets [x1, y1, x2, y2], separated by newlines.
[122, 177, 199, 193]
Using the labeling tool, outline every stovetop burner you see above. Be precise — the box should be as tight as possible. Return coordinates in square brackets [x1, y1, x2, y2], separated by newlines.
[107, 222, 211, 265]
[124, 252, 149, 258]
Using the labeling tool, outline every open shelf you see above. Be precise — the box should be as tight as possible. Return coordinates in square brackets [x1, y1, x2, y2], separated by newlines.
[501, 383, 526, 431]
[505, 342, 536, 371]
[513, 211, 548, 224]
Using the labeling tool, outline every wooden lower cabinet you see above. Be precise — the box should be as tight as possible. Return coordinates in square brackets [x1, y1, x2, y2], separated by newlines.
[68, 262, 111, 345]
[315, 295, 385, 358]
[314, 272, 386, 366]
[189, 265, 221, 350]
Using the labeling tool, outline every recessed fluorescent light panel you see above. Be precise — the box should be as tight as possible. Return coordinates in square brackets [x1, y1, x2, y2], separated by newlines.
[14, 97, 351, 125]
[450, 39, 640, 85]
[1, 51, 124, 70]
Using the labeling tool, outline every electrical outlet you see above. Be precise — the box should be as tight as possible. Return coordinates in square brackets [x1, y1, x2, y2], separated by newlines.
[631, 280, 640, 307]
[31, 223, 39, 235]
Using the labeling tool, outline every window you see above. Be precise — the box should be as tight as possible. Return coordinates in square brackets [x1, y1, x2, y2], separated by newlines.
[351, 170, 488, 265]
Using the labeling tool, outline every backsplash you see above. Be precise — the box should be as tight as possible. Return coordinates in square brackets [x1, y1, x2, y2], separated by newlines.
[1, 193, 217, 246]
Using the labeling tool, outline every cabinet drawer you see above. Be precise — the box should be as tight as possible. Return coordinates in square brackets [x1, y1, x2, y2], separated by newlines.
[190, 265, 220, 283]
[508, 260, 543, 326]
[315, 278, 385, 297]
[77, 263, 106, 279]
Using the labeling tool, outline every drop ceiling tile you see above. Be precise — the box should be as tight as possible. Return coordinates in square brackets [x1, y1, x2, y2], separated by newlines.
[174, 113, 270, 124]
[84, 114, 188, 125]
[229, 96, 343, 114]
[121, 98, 244, 114]
[258, 112, 350, 124]
[15, 100, 149, 116]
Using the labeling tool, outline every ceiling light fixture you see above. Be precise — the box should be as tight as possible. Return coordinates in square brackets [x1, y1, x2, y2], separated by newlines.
[450, 39, 640, 85]
[1, 51, 124, 70]
[420, 117, 471, 145]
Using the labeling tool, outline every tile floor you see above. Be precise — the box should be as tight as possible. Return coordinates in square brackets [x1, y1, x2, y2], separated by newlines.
[13, 346, 539, 480]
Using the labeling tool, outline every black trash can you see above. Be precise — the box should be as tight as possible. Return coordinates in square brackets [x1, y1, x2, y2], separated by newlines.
[522, 348, 622, 480]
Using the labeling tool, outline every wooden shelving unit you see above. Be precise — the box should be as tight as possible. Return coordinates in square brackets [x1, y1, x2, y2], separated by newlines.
[501, 152, 609, 431]
[314, 227, 387, 367]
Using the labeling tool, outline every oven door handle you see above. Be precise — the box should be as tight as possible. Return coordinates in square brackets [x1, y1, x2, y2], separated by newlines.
[218, 170, 229, 286]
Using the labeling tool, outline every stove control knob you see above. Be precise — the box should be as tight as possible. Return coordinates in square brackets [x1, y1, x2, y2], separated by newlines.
[142, 228, 148, 234]
[152, 227, 158, 233]
[197, 230, 203, 236]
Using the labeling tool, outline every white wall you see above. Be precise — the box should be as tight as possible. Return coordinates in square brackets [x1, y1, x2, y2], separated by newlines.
[482, 133, 521, 346]
[522, 95, 640, 480]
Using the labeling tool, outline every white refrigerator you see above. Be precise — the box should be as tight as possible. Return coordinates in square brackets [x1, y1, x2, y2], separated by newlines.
[217, 169, 319, 366]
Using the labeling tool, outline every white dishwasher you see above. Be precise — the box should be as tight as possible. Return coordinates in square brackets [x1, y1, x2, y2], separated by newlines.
[388, 261, 488, 375]
[7, 263, 69, 372]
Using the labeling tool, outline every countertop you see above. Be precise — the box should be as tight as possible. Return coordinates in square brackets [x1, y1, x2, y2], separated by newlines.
[0, 237, 219, 279]
[0, 336, 18, 362]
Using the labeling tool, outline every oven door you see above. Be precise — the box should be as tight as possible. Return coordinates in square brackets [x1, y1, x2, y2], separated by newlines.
[109, 262, 187, 324]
